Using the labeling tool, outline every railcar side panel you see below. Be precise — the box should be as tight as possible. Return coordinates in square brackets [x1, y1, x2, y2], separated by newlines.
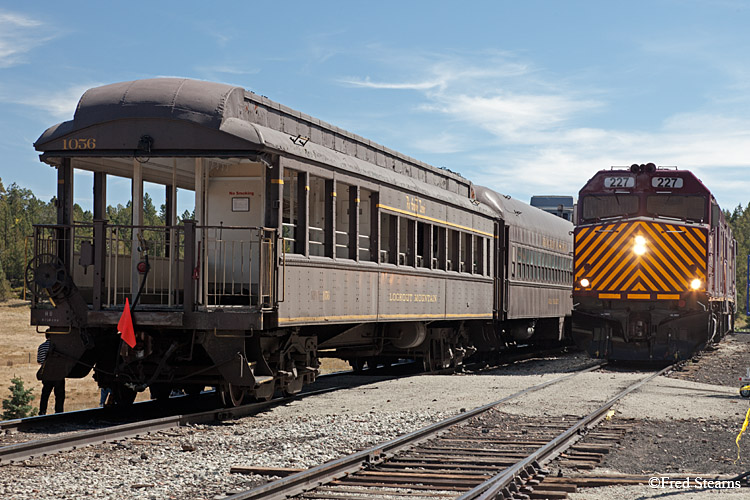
[507, 284, 572, 319]
[445, 277, 494, 320]
[377, 272, 448, 320]
[277, 262, 378, 325]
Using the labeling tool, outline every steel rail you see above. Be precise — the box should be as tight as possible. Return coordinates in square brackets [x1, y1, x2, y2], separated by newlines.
[0, 415, 182, 463]
[457, 363, 675, 500]
[0, 369, 356, 434]
[0, 386, 342, 464]
[224, 361, 606, 500]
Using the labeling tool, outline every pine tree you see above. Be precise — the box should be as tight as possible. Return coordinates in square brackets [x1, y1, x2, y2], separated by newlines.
[0, 261, 11, 301]
[1, 377, 37, 420]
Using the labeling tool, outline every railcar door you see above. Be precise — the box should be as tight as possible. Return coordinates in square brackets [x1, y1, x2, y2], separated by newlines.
[203, 159, 267, 307]
[493, 220, 508, 322]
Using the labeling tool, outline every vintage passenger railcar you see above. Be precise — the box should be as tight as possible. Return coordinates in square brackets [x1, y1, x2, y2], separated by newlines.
[29, 78, 573, 405]
[571, 163, 736, 361]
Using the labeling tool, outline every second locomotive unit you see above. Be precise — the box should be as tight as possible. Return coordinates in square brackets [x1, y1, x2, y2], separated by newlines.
[572, 163, 736, 361]
[28, 78, 573, 405]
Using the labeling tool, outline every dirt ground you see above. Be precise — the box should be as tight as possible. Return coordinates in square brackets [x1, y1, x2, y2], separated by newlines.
[0, 300, 349, 416]
[0, 299, 112, 413]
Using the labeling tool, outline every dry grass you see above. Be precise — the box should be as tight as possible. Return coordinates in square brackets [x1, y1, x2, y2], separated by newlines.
[0, 300, 349, 414]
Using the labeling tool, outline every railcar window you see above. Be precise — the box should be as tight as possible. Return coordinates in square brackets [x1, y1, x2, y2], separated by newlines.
[380, 213, 397, 264]
[399, 217, 415, 266]
[309, 175, 327, 257]
[335, 182, 352, 259]
[646, 195, 706, 222]
[282, 169, 300, 254]
[581, 195, 638, 221]
[461, 232, 471, 273]
[417, 222, 430, 268]
[447, 230, 459, 271]
[359, 188, 374, 261]
[433, 226, 447, 270]
[474, 236, 484, 275]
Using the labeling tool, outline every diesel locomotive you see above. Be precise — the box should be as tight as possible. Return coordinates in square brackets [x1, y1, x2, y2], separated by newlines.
[571, 163, 736, 361]
[28, 78, 573, 405]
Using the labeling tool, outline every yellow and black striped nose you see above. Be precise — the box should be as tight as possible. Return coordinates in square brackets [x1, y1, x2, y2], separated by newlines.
[574, 220, 706, 300]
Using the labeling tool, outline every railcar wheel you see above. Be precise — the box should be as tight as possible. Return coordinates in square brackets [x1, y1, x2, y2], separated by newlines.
[149, 384, 171, 401]
[422, 349, 435, 372]
[112, 384, 137, 405]
[220, 383, 245, 407]
[253, 380, 275, 402]
[184, 384, 204, 396]
[282, 372, 304, 397]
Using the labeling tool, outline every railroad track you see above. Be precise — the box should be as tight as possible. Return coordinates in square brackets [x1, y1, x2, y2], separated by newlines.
[0, 346, 582, 469]
[0, 384, 350, 464]
[222, 362, 673, 500]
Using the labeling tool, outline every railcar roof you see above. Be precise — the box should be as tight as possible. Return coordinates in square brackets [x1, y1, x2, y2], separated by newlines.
[34, 78, 472, 197]
[474, 185, 573, 242]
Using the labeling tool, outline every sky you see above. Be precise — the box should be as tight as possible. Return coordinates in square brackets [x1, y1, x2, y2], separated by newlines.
[2, 0, 750, 215]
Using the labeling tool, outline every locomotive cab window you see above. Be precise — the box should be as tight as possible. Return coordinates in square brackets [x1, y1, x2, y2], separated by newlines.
[581, 195, 638, 222]
[646, 195, 706, 223]
[711, 201, 720, 227]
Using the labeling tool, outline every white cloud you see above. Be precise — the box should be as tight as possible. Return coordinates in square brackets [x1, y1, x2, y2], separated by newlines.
[0, 10, 51, 68]
[342, 77, 443, 91]
[341, 50, 750, 209]
[15, 83, 99, 120]
[466, 115, 750, 210]
[429, 93, 603, 142]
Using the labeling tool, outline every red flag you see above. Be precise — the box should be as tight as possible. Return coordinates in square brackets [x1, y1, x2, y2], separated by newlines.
[117, 297, 136, 348]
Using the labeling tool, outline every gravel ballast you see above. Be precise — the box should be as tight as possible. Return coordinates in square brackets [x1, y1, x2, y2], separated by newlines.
[1, 343, 749, 499]
[566, 333, 750, 500]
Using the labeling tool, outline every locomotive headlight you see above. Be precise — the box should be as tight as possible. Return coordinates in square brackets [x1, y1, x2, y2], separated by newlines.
[633, 235, 647, 256]
[690, 279, 702, 290]
[580, 278, 590, 288]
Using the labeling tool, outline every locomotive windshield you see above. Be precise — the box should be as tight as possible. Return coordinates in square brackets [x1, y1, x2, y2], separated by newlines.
[646, 195, 706, 222]
[581, 195, 638, 222]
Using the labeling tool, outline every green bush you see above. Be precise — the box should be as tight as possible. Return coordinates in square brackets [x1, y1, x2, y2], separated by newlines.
[1, 376, 37, 420]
